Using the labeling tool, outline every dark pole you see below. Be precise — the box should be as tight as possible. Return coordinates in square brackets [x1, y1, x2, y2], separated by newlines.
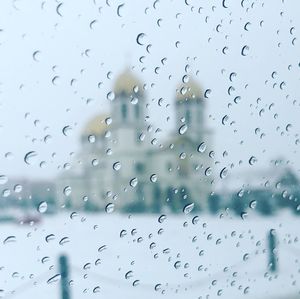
[59, 255, 71, 299]
[268, 229, 278, 273]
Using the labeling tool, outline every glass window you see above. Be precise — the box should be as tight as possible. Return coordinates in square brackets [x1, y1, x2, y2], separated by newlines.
[121, 103, 127, 120]
[0, 2, 299, 299]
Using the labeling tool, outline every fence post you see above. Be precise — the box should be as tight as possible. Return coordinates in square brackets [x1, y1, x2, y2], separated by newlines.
[268, 229, 278, 273]
[59, 255, 71, 299]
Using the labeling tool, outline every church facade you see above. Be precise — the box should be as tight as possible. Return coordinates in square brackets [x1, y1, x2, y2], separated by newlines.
[56, 70, 213, 213]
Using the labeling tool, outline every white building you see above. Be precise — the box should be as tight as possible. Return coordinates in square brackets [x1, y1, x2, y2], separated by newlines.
[56, 69, 213, 212]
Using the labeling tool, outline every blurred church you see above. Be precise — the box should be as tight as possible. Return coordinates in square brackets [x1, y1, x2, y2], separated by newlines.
[56, 69, 213, 213]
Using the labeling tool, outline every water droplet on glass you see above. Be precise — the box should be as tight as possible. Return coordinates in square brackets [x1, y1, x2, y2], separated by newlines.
[62, 126, 72, 136]
[117, 3, 125, 17]
[47, 274, 61, 284]
[38, 201, 48, 213]
[113, 161, 121, 171]
[130, 178, 138, 187]
[125, 271, 133, 279]
[93, 286, 101, 293]
[178, 124, 188, 135]
[56, 3, 63, 16]
[14, 184, 22, 193]
[24, 151, 38, 165]
[158, 214, 166, 223]
[105, 203, 115, 214]
[241, 212, 248, 220]
[133, 280, 140, 287]
[107, 91, 115, 101]
[249, 200, 257, 209]
[63, 186, 72, 196]
[249, 156, 257, 165]
[197, 142, 206, 153]
[241, 45, 250, 56]
[150, 174, 157, 183]
[174, 261, 181, 269]
[0, 175, 8, 185]
[3, 236, 16, 244]
[220, 167, 228, 179]
[59, 237, 70, 245]
[45, 234, 55, 243]
[136, 33, 147, 45]
[32, 50, 41, 62]
[183, 203, 194, 214]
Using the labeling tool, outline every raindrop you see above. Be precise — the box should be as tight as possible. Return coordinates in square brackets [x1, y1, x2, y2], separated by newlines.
[158, 214, 166, 223]
[63, 186, 72, 196]
[220, 167, 228, 179]
[197, 142, 206, 153]
[47, 274, 61, 284]
[248, 156, 257, 165]
[241, 212, 248, 220]
[93, 286, 101, 293]
[243, 253, 250, 261]
[125, 271, 133, 279]
[178, 124, 188, 135]
[24, 151, 38, 165]
[222, 0, 228, 8]
[131, 97, 138, 105]
[244, 22, 251, 31]
[133, 280, 140, 287]
[183, 203, 194, 214]
[3, 236, 16, 244]
[98, 245, 107, 252]
[154, 284, 162, 291]
[14, 184, 22, 192]
[37, 201, 48, 213]
[174, 261, 181, 269]
[205, 167, 212, 176]
[59, 237, 70, 245]
[32, 50, 41, 62]
[62, 126, 72, 136]
[89, 20, 97, 29]
[204, 89, 211, 98]
[113, 162, 121, 171]
[105, 203, 115, 214]
[41, 256, 50, 264]
[52, 76, 60, 85]
[120, 230, 127, 238]
[192, 216, 199, 225]
[2, 189, 10, 197]
[56, 3, 63, 16]
[0, 175, 8, 185]
[249, 200, 257, 209]
[136, 33, 147, 46]
[107, 91, 115, 101]
[150, 174, 157, 183]
[241, 45, 250, 56]
[117, 3, 125, 17]
[222, 115, 229, 125]
[130, 178, 138, 187]
[46, 234, 55, 242]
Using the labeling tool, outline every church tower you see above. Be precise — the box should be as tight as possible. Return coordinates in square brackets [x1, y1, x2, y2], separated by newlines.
[175, 79, 205, 142]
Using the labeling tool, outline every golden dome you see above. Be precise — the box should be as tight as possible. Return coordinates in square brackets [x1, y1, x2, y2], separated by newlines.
[114, 69, 143, 95]
[176, 79, 203, 101]
[82, 114, 109, 136]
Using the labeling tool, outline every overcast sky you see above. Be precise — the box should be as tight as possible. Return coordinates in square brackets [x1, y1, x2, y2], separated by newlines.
[0, 0, 299, 184]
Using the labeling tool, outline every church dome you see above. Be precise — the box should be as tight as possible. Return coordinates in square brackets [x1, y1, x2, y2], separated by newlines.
[176, 79, 203, 101]
[82, 114, 109, 136]
[114, 69, 144, 95]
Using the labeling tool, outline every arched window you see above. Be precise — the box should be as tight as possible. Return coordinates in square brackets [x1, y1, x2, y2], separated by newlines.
[185, 109, 191, 125]
[121, 103, 127, 120]
[135, 104, 140, 119]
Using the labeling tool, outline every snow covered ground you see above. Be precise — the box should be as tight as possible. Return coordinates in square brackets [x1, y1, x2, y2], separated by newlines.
[0, 211, 299, 299]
